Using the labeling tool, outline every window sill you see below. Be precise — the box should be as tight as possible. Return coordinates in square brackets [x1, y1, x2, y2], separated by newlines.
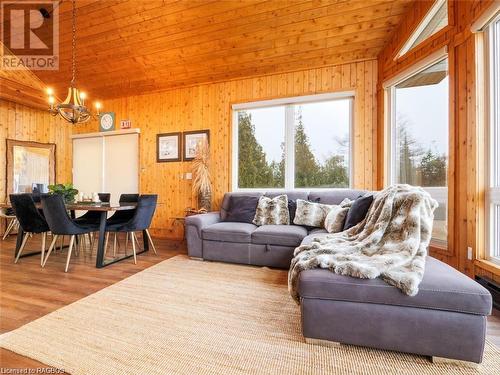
[474, 259, 500, 276]
[429, 243, 449, 255]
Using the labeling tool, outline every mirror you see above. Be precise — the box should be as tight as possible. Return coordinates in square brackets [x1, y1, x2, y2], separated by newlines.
[6, 139, 56, 196]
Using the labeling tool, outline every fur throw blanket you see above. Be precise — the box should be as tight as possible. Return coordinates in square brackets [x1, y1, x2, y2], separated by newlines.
[288, 184, 438, 302]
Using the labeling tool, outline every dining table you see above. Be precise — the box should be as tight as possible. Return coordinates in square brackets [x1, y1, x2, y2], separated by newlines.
[0, 201, 149, 268]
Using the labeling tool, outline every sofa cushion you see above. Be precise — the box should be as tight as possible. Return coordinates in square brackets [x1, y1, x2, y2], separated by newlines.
[324, 198, 352, 233]
[308, 228, 328, 236]
[223, 195, 260, 223]
[220, 192, 262, 221]
[253, 194, 290, 226]
[264, 191, 309, 224]
[343, 194, 374, 230]
[293, 199, 333, 227]
[252, 225, 308, 247]
[202, 222, 257, 243]
[298, 257, 492, 316]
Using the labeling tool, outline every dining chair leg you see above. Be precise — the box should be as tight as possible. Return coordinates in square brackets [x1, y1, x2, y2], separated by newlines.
[41, 232, 46, 266]
[65, 235, 75, 273]
[104, 232, 109, 257]
[74, 236, 80, 256]
[42, 235, 59, 267]
[79, 235, 83, 254]
[59, 235, 64, 252]
[145, 229, 157, 255]
[113, 233, 117, 256]
[87, 233, 93, 252]
[14, 232, 30, 263]
[124, 233, 129, 255]
[133, 232, 142, 251]
[130, 232, 137, 264]
[3, 218, 16, 240]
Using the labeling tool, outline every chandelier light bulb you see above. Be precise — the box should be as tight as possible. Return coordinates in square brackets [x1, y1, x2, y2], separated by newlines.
[79, 91, 87, 100]
[48, 96, 55, 104]
[46, 87, 54, 96]
[94, 101, 102, 115]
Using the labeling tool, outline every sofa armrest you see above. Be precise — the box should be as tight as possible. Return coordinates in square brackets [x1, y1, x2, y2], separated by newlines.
[185, 212, 221, 258]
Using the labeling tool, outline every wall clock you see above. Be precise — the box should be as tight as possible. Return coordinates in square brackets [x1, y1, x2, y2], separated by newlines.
[99, 112, 115, 132]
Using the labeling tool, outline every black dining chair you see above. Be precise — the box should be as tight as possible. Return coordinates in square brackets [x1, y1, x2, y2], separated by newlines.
[106, 194, 139, 224]
[74, 193, 111, 224]
[41, 194, 100, 272]
[73, 193, 111, 251]
[10, 194, 50, 266]
[105, 194, 158, 263]
[105, 194, 139, 256]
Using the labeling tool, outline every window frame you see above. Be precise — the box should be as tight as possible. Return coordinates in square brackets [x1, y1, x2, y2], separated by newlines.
[384, 50, 450, 249]
[485, 14, 500, 264]
[231, 92, 355, 192]
[396, 0, 448, 59]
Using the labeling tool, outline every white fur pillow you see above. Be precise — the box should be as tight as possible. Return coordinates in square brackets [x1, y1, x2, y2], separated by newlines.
[253, 194, 290, 226]
[324, 198, 353, 233]
[293, 199, 334, 227]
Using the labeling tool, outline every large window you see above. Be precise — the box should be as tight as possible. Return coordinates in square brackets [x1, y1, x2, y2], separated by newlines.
[387, 57, 449, 246]
[233, 94, 352, 190]
[486, 15, 500, 262]
[397, 0, 448, 58]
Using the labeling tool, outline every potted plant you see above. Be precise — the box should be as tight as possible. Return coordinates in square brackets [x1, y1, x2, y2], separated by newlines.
[192, 139, 212, 211]
[48, 183, 79, 203]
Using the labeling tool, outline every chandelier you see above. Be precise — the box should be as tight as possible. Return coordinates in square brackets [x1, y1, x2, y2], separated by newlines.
[47, 0, 101, 123]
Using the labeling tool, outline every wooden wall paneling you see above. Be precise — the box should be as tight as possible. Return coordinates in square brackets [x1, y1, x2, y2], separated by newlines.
[376, 0, 498, 278]
[74, 61, 378, 239]
[0, 101, 72, 232]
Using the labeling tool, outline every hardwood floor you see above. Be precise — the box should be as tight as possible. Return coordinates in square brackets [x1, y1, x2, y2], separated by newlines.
[0, 233, 499, 370]
[0, 232, 185, 369]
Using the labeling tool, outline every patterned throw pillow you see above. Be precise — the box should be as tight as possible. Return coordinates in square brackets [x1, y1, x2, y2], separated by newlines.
[324, 198, 353, 233]
[293, 199, 335, 228]
[253, 194, 290, 226]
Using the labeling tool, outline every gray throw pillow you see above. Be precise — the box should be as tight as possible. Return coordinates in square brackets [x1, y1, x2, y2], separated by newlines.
[253, 194, 290, 226]
[224, 195, 260, 223]
[293, 199, 334, 228]
[343, 194, 374, 230]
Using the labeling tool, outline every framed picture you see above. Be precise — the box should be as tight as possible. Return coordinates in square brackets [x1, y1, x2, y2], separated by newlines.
[157, 132, 181, 162]
[183, 130, 210, 161]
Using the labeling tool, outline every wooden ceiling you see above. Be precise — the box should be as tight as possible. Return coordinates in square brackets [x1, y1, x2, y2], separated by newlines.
[3, 0, 413, 100]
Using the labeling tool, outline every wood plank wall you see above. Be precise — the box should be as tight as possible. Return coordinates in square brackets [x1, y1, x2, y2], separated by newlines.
[377, 0, 498, 281]
[0, 100, 73, 230]
[0, 43, 50, 109]
[74, 60, 378, 239]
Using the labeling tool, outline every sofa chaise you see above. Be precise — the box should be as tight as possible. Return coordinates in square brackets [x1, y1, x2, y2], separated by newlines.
[186, 190, 492, 364]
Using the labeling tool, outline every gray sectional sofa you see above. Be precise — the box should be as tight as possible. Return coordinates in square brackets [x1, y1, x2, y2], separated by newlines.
[186, 189, 492, 364]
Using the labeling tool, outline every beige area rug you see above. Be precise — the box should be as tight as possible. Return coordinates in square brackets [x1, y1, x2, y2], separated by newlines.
[1, 256, 499, 375]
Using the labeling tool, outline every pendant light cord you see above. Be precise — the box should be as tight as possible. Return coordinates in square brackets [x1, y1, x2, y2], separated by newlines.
[71, 0, 76, 87]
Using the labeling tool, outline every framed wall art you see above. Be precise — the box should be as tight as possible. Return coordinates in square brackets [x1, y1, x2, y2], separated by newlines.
[157, 132, 181, 162]
[183, 130, 209, 161]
